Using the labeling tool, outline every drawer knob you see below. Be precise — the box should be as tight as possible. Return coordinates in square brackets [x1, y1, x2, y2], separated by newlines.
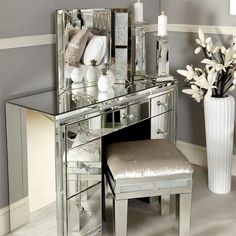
[156, 101, 168, 108]
[121, 113, 134, 121]
[78, 162, 91, 171]
[128, 114, 134, 121]
[156, 128, 168, 136]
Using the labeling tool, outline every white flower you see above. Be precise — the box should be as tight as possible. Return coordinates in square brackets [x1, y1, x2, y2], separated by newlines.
[229, 85, 236, 91]
[205, 71, 218, 97]
[194, 47, 202, 54]
[201, 59, 225, 71]
[177, 65, 196, 81]
[192, 70, 217, 98]
[198, 28, 205, 44]
[195, 28, 206, 47]
[206, 41, 213, 52]
[212, 46, 220, 54]
[224, 48, 235, 67]
[220, 46, 226, 54]
[182, 85, 204, 102]
[205, 37, 212, 44]
[232, 76, 236, 85]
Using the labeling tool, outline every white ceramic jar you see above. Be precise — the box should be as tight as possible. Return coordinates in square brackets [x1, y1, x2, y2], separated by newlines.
[98, 74, 113, 92]
[86, 65, 99, 84]
[71, 67, 84, 83]
[106, 69, 115, 86]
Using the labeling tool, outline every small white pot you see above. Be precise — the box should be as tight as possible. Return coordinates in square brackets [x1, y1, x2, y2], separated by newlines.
[98, 89, 115, 102]
[86, 66, 99, 84]
[204, 95, 235, 194]
[106, 70, 115, 86]
[98, 74, 113, 92]
[71, 67, 84, 83]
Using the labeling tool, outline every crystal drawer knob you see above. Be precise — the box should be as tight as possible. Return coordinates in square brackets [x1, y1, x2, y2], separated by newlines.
[156, 101, 168, 108]
[156, 128, 168, 136]
[121, 113, 134, 121]
[79, 162, 91, 171]
[128, 114, 134, 121]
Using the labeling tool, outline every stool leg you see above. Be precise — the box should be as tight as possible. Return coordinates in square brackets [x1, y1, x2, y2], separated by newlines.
[103, 174, 112, 221]
[160, 195, 171, 215]
[177, 193, 192, 236]
[113, 199, 128, 236]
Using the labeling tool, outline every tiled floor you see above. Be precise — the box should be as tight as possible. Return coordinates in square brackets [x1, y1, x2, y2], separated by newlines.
[8, 165, 236, 236]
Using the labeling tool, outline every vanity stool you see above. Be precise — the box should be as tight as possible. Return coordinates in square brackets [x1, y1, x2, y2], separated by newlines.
[105, 139, 193, 236]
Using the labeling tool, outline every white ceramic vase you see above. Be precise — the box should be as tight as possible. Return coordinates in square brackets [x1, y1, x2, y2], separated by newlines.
[71, 67, 84, 83]
[86, 66, 99, 84]
[98, 74, 113, 92]
[204, 95, 235, 194]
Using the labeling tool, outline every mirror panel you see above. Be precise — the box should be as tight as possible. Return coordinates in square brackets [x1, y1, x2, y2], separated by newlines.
[56, 8, 132, 96]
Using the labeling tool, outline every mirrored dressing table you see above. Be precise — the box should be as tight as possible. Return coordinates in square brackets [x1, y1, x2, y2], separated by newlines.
[6, 77, 177, 236]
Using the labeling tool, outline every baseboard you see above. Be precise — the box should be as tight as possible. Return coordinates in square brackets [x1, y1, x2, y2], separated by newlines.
[10, 197, 30, 232]
[0, 197, 29, 236]
[176, 140, 236, 176]
[0, 205, 10, 236]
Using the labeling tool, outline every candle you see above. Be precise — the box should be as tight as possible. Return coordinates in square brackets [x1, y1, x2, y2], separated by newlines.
[158, 11, 167, 36]
[134, 0, 143, 22]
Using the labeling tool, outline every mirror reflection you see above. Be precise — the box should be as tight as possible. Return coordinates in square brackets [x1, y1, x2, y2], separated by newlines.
[57, 9, 131, 96]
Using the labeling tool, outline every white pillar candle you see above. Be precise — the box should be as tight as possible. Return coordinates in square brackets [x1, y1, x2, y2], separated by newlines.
[158, 11, 167, 36]
[134, 0, 144, 22]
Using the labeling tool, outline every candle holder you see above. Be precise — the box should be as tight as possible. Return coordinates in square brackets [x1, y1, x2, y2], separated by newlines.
[156, 35, 170, 76]
[132, 21, 147, 76]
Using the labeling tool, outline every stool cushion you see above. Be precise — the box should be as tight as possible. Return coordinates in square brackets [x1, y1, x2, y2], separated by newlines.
[106, 139, 193, 180]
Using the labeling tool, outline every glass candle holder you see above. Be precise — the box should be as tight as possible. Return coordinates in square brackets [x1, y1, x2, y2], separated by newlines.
[156, 35, 170, 76]
[132, 22, 147, 76]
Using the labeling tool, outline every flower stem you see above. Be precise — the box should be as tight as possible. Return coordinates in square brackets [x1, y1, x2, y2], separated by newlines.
[220, 70, 228, 97]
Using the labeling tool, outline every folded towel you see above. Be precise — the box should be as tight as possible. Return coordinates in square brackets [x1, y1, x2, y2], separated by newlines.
[83, 35, 108, 66]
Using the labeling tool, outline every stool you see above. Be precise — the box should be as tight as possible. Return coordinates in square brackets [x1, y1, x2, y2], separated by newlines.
[105, 139, 193, 236]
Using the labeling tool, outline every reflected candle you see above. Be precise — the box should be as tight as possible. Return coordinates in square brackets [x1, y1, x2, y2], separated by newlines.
[134, 0, 144, 22]
[158, 11, 167, 36]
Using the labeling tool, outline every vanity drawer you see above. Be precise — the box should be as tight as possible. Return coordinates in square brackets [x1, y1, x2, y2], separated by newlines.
[119, 99, 150, 126]
[151, 111, 172, 140]
[67, 183, 101, 235]
[66, 116, 103, 149]
[67, 139, 101, 162]
[67, 164, 101, 198]
[151, 92, 173, 117]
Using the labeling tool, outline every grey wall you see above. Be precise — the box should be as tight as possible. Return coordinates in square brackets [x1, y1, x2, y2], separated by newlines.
[0, 1, 159, 209]
[160, 0, 236, 147]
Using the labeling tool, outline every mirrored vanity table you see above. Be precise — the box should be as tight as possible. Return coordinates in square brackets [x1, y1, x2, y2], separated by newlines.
[6, 77, 177, 236]
[6, 7, 177, 236]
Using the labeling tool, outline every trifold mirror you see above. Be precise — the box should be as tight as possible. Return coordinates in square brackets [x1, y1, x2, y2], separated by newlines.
[56, 8, 132, 96]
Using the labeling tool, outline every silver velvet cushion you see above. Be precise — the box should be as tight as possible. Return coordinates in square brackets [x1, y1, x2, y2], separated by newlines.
[106, 139, 193, 180]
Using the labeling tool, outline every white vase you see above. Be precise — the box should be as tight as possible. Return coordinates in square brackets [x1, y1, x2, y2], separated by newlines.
[98, 89, 115, 102]
[71, 67, 84, 83]
[98, 74, 113, 92]
[106, 69, 115, 86]
[86, 66, 99, 84]
[204, 95, 235, 194]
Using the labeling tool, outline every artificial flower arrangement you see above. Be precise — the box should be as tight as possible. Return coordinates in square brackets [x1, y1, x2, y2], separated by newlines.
[177, 28, 236, 102]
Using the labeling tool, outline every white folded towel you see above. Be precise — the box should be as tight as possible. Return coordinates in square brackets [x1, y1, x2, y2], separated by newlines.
[83, 35, 108, 66]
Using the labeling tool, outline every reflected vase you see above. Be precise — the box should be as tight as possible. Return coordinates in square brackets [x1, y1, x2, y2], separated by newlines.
[86, 66, 99, 85]
[204, 95, 235, 194]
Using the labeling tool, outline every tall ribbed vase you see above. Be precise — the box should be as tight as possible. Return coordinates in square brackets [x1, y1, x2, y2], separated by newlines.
[204, 95, 235, 194]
